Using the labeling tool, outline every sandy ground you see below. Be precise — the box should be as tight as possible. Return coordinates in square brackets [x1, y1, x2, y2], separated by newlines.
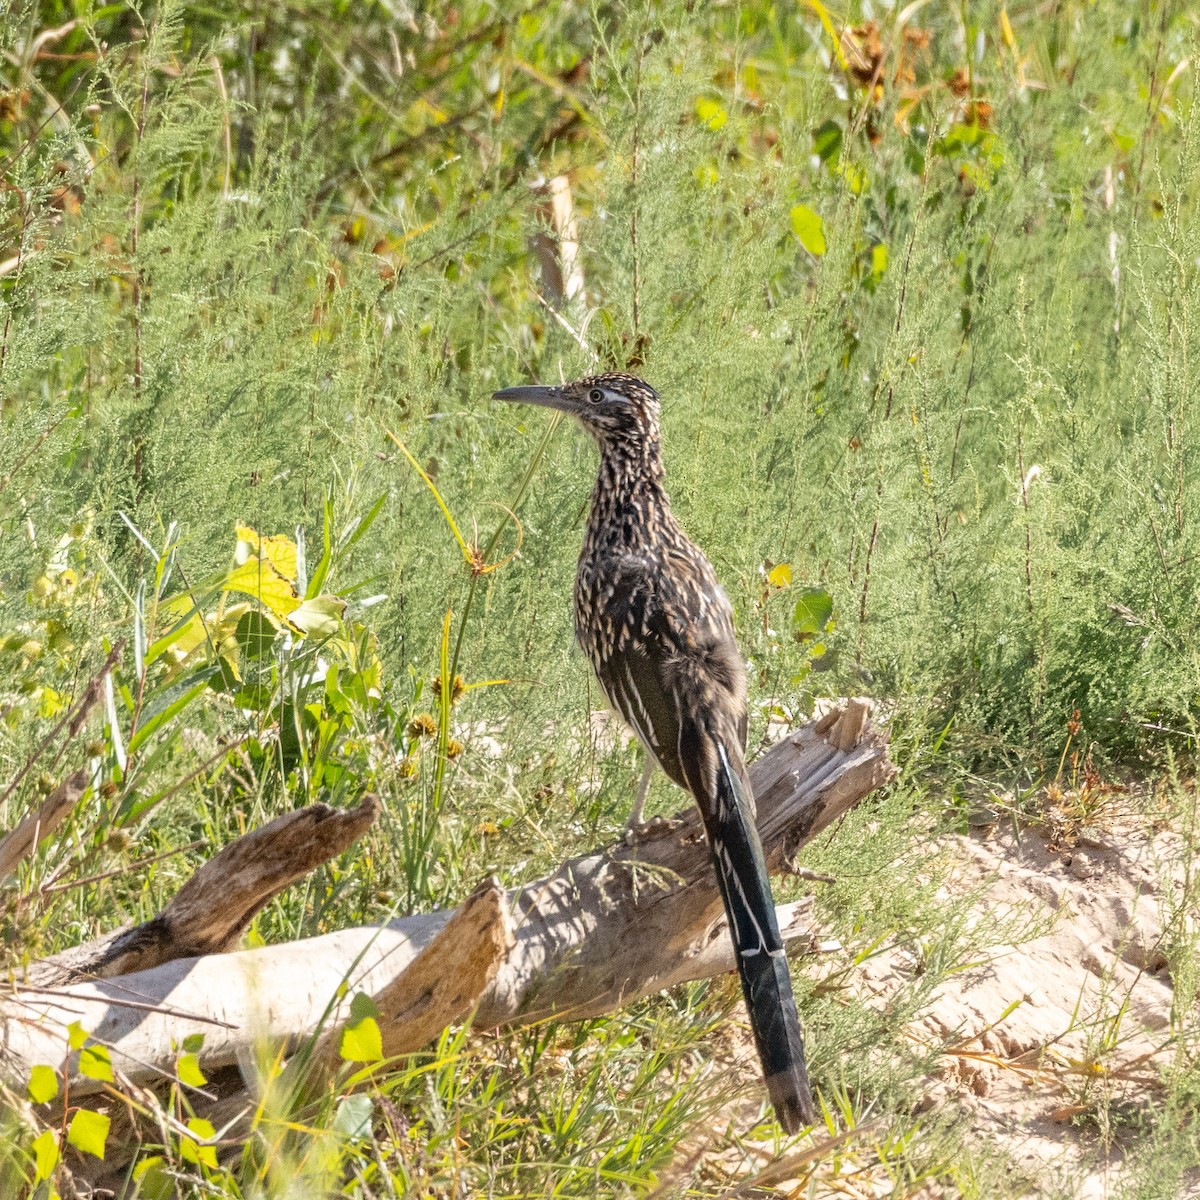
[877, 819, 1188, 1198]
[695, 810, 1197, 1198]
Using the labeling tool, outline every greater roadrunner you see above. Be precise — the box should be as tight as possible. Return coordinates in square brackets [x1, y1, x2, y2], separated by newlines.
[493, 372, 816, 1132]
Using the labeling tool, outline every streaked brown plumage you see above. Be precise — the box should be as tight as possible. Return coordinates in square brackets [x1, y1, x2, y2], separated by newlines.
[493, 371, 816, 1133]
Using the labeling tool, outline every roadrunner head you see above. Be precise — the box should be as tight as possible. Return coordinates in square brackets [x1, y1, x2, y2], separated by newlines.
[493, 373, 660, 450]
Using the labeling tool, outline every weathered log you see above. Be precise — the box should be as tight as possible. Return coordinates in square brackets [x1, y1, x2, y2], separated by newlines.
[0, 768, 90, 885]
[313, 873, 514, 1071]
[23, 795, 382, 986]
[0, 700, 893, 1097]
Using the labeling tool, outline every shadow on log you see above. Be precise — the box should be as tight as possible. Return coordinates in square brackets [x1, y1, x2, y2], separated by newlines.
[0, 699, 894, 1102]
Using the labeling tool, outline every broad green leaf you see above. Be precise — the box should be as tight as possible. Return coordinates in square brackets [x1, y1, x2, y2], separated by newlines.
[234, 609, 279, 659]
[79, 1044, 113, 1082]
[790, 204, 826, 255]
[333, 1093, 374, 1139]
[28, 1064, 59, 1104]
[941, 121, 987, 152]
[696, 97, 726, 130]
[793, 587, 834, 637]
[288, 596, 346, 637]
[350, 991, 378, 1021]
[182, 1033, 206, 1054]
[178, 1052, 207, 1088]
[67, 1022, 89, 1050]
[67, 1109, 110, 1160]
[181, 1117, 218, 1168]
[812, 119, 842, 162]
[31, 1128, 59, 1181]
[133, 1155, 173, 1200]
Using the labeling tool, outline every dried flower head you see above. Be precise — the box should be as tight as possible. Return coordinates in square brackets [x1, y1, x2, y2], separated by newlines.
[432, 673, 467, 705]
[407, 712, 438, 739]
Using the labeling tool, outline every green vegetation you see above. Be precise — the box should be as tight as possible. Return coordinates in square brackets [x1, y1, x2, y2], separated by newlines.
[1, 0, 1198, 1195]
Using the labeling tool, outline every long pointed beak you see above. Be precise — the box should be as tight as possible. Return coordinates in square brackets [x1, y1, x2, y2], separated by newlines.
[492, 384, 574, 412]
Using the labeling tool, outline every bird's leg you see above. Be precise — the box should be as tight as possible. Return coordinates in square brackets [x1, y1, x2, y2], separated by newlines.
[626, 756, 655, 833]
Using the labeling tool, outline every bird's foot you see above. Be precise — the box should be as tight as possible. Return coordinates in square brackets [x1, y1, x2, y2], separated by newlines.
[620, 814, 684, 848]
[623, 820, 649, 846]
[623, 814, 677, 846]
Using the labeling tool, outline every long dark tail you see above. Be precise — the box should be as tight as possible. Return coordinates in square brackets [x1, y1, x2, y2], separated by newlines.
[703, 741, 816, 1133]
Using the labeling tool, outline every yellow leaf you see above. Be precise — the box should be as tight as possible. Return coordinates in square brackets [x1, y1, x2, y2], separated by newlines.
[178, 1052, 207, 1088]
[872, 243, 889, 279]
[28, 1064, 58, 1104]
[999, 7, 1016, 49]
[804, 0, 850, 70]
[790, 204, 826, 256]
[696, 97, 727, 131]
[839, 160, 867, 194]
[340, 1015, 383, 1063]
[31, 1129, 59, 1181]
[236, 527, 299, 583]
[181, 1118, 218, 1168]
[79, 1044, 113, 1082]
[148, 608, 210, 666]
[67, 1109, 109, 1160]
[222, 559, 300, 620]
[767, 563, 793, 588]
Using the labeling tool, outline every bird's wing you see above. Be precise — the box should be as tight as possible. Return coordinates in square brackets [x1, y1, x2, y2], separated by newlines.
[597, 555, 691, 789]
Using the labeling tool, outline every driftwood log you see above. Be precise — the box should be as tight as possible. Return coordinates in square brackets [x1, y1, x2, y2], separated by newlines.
[24, 796, 383, 986]
[0, 643, 123, 885]
[0, 768, 90, 885]
[0, 699, 894, 1100]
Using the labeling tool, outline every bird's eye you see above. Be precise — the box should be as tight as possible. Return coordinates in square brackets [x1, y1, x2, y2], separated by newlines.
[588, 388, 605, 404]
